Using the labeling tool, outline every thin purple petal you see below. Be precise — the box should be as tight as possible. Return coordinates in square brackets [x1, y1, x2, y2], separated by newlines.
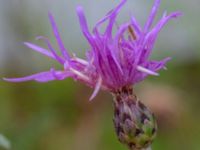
[76, 6, 94, 44]
[104, 0, 127, 37]
[93, 0, 127, 35]
[3, 70, 70, 83]
[143, 11, 182, 60]
[48, 13, 70, 60]
[24, 42, 55, 59]
[130, 15, 142, 35]
[36, 36, 65, 64]
[144, 0, 161, 32]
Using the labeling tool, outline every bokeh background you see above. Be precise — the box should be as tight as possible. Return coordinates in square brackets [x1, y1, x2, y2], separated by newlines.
[0, 0, 200, 150]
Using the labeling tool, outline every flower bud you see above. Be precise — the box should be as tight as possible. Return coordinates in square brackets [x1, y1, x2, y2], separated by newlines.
[113, 86, 157, 150]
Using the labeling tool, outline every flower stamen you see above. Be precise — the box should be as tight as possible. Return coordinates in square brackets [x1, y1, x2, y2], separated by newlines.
[89, 77, 102, 101]
[69, 68, 90, 81]
[128, 25, 137, 40]
[137, 65, 159, 76]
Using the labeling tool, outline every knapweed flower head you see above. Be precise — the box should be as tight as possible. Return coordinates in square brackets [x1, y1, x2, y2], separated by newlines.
[4, 0, 181, 100]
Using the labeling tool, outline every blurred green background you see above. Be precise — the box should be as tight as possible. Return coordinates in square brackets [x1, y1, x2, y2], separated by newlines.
[0, 0, 200, 150]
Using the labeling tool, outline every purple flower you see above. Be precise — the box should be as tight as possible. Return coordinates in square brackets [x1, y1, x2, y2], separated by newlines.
[4, 0, 181, 100]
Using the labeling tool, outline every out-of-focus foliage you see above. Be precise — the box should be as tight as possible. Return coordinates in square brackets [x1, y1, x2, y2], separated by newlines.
[0, 134, 11, 149]
[0, 0, 200, 150]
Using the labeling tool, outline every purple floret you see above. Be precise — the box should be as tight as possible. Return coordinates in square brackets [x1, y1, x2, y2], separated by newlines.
[4, 0, 181, 100]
